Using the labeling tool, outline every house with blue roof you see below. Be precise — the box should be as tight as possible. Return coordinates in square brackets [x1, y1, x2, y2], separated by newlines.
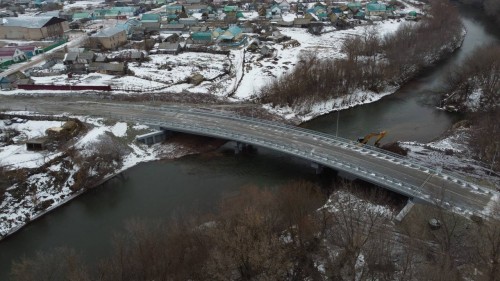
[217, 26, 246, 47]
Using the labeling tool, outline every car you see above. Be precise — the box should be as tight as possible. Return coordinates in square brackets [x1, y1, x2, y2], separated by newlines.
[11, 117, 27, 123]
[3, 120, 12, 126]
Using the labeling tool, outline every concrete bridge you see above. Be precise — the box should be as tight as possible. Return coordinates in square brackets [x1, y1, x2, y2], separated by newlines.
[91, 103, 497, 218]
[7, 100, 497, 218]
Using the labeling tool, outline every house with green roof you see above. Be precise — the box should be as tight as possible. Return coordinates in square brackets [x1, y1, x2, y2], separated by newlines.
[73, 12, 93, 21]
[104, 10, 121, 19]
[191, 31, 212, 44]
[166, 5, 183, 15]
[223, 5, 238, 13]
[93, 9, 107, 19]
[366, 3, 387, 16]
[110, 7, 137, 17]
[141, 13, 161, 31]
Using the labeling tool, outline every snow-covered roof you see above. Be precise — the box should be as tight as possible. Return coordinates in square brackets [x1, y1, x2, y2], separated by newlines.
[0, 16, 61, 28]
[92, 26, 126, 37]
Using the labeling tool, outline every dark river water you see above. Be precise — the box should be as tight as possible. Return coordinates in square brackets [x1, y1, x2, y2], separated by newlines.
[0, 6, 498, 279]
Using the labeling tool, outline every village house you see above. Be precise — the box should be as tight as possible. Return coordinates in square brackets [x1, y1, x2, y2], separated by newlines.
[0, 71, 32, 90]
[140, 13, 161, 32]
[366, 3, 388, 17]
[156, 42, 182, 54]
[72, 12, 93, 22]
[191, 31, 212, 44]
[275, 0, 291, 13]
[0, 16, 68, 40]
[63, 50, 95, 73]
[0, 45, 43, 63]
[161, 23, 186, 33]
[115, 50, 145, 62]
[217, 25, 245, 46]
[89, 27, 127, 50]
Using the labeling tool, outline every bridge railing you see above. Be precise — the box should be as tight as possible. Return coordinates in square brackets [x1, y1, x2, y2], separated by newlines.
[132, 116, 434, 203]
[140, 105, 487, 194]
[88, 102, 490, 196]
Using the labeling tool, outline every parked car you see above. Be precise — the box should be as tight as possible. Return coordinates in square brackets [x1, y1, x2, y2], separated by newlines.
[11, 117, 27, 123]
[3, 120, 12, 126]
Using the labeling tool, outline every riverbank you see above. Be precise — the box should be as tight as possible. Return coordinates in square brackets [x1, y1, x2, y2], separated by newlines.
[400, 120, 500, 190]
[262, 26, 467, 123]
[0, 113, 227, 240]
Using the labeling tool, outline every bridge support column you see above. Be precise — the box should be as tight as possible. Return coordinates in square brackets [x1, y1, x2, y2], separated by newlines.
[234, 142, 254, 154]
[395, 199, 415, 223]
[311, 162, 324, 174]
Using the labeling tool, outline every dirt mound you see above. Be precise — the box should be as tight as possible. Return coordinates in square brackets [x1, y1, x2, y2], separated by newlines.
[380, 142, 409, 156]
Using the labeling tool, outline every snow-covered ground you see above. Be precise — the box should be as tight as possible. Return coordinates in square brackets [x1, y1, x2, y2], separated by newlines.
[0, 112, 205, 238]
[400, 126, 500, 190]
[63, 0, 106, 11]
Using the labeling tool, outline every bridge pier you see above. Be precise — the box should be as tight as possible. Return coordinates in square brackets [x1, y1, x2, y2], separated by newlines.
[395, 199, 415, 223]
[311, 162, 324, 174]
[234, 142, 254, 154]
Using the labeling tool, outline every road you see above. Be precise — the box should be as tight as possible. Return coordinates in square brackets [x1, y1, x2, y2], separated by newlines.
[1, 97, 497, 218]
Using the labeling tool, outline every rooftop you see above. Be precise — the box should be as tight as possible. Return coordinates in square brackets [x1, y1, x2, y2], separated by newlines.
[0, 16, 64, 28]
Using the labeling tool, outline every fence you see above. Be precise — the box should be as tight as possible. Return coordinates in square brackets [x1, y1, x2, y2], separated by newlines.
[42, 39, 68, 52]
[18, 84, 112, 91]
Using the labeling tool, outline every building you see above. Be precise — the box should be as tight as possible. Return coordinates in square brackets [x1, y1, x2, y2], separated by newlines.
[0, 16, 68, 40]
[366, 3, 387, 17]
[140, 13, 161, 32]
[191, 31, 212, 44]
[88, 62, 126, 75]
[89, 27, 127, 50]
[157, 42, 181, 54]
[0, 45, 43, 62]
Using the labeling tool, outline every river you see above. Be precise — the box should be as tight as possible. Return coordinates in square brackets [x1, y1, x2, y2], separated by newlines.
[0, 6, 498, 279]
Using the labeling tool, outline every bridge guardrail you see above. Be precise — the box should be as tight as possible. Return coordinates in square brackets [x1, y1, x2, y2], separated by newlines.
[139, 105, 487, 195]
[71, 102, 490, 196]
[131, 116, 436, 203]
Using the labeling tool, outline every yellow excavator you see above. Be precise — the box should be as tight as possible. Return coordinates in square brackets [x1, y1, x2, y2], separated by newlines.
[357, 131, 387, 147]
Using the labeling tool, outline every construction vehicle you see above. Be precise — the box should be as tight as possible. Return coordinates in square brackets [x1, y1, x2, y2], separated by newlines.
[357, 131, 387, 147]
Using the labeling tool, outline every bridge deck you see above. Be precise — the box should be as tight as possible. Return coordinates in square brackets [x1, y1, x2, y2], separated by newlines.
[30, 102, 500, 217]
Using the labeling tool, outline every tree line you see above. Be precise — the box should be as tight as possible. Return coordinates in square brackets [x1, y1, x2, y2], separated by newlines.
[9, 180, 500, 281]
[440, 44, 499, 172]
[259, 0, 464, 110]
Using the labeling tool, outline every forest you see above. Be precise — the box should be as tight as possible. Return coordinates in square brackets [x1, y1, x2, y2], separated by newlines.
[9, 180, 500, 281]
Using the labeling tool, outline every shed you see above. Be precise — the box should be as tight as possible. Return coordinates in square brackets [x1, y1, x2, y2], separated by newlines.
[157, 42, 182, 54]
[26, 137, 49, 151]
[88, 62, 127, 74]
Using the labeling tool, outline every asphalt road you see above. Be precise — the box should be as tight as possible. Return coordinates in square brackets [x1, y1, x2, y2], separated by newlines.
[1, 97, 497, 218]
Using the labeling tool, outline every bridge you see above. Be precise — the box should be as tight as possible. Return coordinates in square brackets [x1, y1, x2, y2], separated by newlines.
[81, 103, 496, 218]
[6, 100, 498, 217]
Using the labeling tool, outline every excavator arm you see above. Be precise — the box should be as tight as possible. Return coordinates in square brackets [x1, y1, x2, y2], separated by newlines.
[357, 131, 387, 147]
